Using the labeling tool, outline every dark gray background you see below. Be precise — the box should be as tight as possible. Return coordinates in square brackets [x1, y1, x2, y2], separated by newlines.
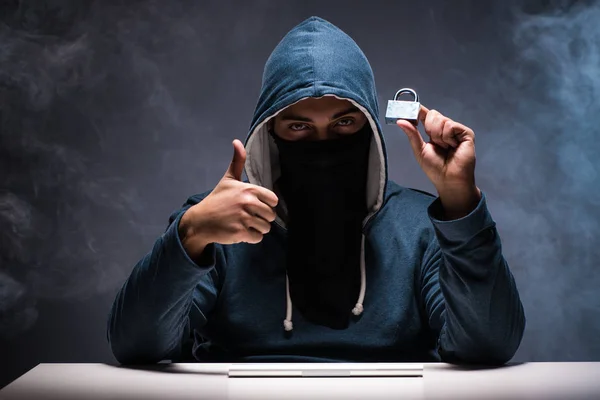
[1, 0, 599, 389]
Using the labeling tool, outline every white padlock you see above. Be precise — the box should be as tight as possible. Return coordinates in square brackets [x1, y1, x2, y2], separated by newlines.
[385, 88, 420, 125]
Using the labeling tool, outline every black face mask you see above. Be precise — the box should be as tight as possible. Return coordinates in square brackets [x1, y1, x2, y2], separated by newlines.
[272, 124, 372, 329]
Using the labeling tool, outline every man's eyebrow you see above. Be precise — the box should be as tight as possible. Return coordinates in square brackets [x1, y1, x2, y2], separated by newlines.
[279, 114, 313, 122]
[279, 106, 361, 122]
[332, 106, 361, 120]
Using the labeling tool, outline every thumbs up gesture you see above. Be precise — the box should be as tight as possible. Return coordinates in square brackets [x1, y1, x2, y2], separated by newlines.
[179, 140, 279, 258]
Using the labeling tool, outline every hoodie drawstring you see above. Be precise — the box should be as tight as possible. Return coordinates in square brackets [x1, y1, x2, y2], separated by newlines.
[283, 233, 366, 331]
[352, 233, 366, 316]
[283, 275, 294, 331]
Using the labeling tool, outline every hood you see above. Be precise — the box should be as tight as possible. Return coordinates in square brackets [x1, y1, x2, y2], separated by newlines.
[243, 16, 389, 332]
[244, 16, 388, 227]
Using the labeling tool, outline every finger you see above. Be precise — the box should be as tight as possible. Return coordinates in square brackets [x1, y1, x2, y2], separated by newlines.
[242, 227, 264, 244]
[423, 109, 435, 137]
[248, 214, 272, 235]
[424, 110, 449, 149]
[449, 121, 475, 142]
[245, 200, 277, 223]
[251, 186, 279, 208]
[396, 119, 425, 160]
[441, 119, 459, 148]
[418, 105, 430, 124]
[224, 139, 247, 181]
[241, 211, 271, 236]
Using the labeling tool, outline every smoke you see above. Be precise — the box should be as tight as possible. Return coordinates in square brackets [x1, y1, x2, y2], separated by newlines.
[0, 0, 297, 338]
[474, 0, 600, 360]
[0, 271, 38, 338]
[1, 0, 598, 361]
[0, 0, 198, 337]
[374, 0, 600, 360]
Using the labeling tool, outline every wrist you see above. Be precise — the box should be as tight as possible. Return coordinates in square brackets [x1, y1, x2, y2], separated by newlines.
[179, 206, 210, 258]
[436, 185, 481, 220]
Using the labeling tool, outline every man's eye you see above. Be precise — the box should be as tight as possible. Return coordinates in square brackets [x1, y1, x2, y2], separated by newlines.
[336, 118, 354, 127]
[289, 123, 309, 131]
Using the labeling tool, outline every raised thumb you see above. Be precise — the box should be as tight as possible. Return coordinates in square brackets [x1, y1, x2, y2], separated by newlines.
[224, 139, 246, 181]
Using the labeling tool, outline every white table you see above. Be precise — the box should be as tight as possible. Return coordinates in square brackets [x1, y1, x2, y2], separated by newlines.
[1, 362, 599, 400]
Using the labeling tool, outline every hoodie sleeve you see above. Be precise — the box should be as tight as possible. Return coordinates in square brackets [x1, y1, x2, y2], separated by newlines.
[419, 191, 526, 365]
[107, 196, 220, 365]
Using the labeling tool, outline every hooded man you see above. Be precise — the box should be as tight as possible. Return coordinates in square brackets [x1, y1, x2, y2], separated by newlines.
[108, 16, 525, 365]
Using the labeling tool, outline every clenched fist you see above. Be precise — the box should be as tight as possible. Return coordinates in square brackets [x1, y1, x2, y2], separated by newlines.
[396, 106, 481, 220]
[178, 140, 279, 260]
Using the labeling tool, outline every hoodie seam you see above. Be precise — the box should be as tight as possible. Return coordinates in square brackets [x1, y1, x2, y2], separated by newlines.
[311, 20, 316, 95]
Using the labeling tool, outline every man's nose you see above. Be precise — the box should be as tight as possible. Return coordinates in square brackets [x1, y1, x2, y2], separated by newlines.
[310, 127, 337, 141]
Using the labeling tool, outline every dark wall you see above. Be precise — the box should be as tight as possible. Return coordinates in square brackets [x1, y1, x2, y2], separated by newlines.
[1, 0, 599, 388]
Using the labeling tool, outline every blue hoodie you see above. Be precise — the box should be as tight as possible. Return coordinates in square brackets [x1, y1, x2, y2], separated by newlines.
[107, 16, 525, 365]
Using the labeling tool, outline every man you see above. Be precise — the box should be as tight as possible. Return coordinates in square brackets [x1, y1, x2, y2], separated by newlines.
[107, 16, 525, 365]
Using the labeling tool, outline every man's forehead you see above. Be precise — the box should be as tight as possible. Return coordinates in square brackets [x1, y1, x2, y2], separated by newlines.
[277, 97, 359, 118]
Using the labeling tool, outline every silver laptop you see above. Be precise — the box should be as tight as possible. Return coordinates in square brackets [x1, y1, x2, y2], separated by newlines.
[227, 362, 423, 377]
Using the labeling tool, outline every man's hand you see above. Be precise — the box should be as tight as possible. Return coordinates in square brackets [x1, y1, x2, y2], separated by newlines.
[396, 106, 482, 220]
[179, 140, 279, 259]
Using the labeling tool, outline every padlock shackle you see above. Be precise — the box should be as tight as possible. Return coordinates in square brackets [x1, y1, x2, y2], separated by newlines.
[393, 88, 419, 102]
